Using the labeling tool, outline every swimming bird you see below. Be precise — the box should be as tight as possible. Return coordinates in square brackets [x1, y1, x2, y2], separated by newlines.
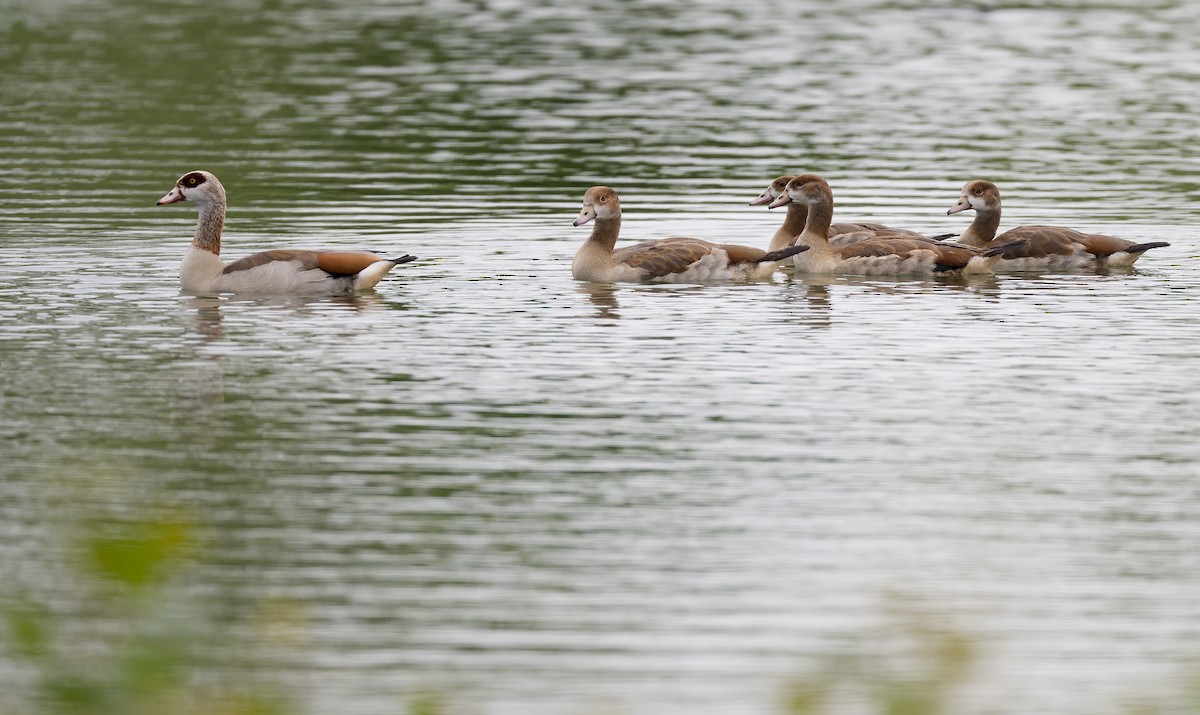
[946, 179, 1169, 270]
[768, 175, 1009, 275]
[751, 175, 937, 250]
[156, 171, 416, 294]
[571, 186, 807, 282]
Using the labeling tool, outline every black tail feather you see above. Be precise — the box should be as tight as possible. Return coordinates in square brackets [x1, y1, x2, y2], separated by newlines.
[982, 239, 1026, 258]
[929, 233, 958, 241]
[1127, 241, 1169, 254]
[389, 254, 418, 265]
[756, 245, 809, 263]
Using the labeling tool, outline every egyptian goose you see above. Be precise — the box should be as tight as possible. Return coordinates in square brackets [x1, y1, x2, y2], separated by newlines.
[768, 175, 1010, 275]
[571, 186, 807, 282]
[947, 180, 1169, 269]
[750, 175, 935, 251]
[156, 171, 416, 294]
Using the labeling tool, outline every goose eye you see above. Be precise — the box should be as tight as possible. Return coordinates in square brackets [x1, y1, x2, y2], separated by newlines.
[599, 196, 607, 203]
[973, 187, 983, 195]
[187, 177, 198, 186]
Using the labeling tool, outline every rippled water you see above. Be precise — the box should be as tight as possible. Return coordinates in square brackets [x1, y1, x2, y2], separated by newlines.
[3, 1, 1200, 713]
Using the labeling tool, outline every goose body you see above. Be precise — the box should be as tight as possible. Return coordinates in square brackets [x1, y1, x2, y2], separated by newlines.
[572, 186, 807, 283]
[769, 175, 1007, 276]
[947, 180, 1169, 270]
[750, 175, 928, 252]
[157, 171, 416, 294]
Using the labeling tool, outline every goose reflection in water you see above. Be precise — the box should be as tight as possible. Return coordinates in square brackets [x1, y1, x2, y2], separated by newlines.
[179, 295, 226, 414]
[576, 282, 621, 321]
[178, 292, 397, 414]
[183, 295, 223, 343]
[783, 278, 835, 330]
[182, 292, 395, 343]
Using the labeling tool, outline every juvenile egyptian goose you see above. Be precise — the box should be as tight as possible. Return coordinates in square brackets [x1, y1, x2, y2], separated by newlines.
[750, 175, 933, 251]
[768, 175, 1010, 275]
[572, 186, 807, 283]
[156, 171, 416, 294]
[947, 180, 1169, 269]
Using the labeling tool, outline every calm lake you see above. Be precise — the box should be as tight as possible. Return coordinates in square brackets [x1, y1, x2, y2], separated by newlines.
[2, 1, 1199, 713]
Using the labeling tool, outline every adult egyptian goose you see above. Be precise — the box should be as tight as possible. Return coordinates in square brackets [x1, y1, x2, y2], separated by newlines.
[947, 180, 1169, 269]
[767, 175, 1010, 275]
[750, 175, 934, 251]
[156, 171, 416, 294]
[572, 186, 807, 283]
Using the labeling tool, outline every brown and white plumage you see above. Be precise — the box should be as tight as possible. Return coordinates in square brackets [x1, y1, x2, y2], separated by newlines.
[768, 175, 1009, 275]
[750, 174, 929, 251]
[571, 186, 806, 283]
[946, 179, 1169, 270]
[156, 171, 416, 294]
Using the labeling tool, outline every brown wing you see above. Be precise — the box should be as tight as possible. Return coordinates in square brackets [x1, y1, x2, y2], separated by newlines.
[312, 251, 386, 275]
[831, 222, 888, 235]
[1072, 233, 1136, 256]
[838, 237, 925, 258]
[999, 226, 1132, 257]
[838, 237, 976, 269]
[223, 249, 382, 276]
[615, 238, 718, 278]
[717, 244, 769, 264]
[223, 249, 321, 274]
[924, 242, 983, 269]
[990, 227, 1077, 258]
[830, 222, 925, 237]
[831, 229, 935, 248]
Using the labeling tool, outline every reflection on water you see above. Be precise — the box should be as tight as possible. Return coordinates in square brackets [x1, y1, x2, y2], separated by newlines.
[2, 1, 1200, 714]
[183, 295, 224, 342]
[576, 282, 622, 322]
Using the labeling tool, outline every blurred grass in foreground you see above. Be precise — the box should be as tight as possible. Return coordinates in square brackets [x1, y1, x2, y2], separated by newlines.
[1, 514, 292, 715]
[782, 600, 975, 715]
[779, 599, 1200, 715]
[3, 508, 1199, 715]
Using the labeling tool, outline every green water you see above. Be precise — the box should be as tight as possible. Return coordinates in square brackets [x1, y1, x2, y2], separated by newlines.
[2, 1, 1200, 713]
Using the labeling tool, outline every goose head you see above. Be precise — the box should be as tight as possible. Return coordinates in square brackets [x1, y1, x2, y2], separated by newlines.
[947, 179, 1000, 215]
[157, 170, 226, 207]
[749, 175, 795, 206]
[573, 186, 621, 226]
[768, 174, 832, 209]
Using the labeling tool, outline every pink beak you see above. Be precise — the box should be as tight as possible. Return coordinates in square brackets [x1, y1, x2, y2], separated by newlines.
[157, 185, 185, 206]
[573, 204, 596, 226]
[946, 198, 972, 215]
[767, 193, 792, 209]
[748, 191, 775, 206]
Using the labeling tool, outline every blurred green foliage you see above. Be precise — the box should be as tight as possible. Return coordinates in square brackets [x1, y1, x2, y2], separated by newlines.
[4, 516, 1200, 714]
[780, 600, 1200, 715]
[1, 513, 293, 715]
[782, 602, 975, 715]
[87, 520, 194, 588]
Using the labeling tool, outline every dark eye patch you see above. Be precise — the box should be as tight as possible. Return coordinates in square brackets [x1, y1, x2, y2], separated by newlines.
[181, 172, 207, 188]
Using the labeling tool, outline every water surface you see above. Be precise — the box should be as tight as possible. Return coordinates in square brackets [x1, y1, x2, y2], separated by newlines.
[2, 1, 1199, 713]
